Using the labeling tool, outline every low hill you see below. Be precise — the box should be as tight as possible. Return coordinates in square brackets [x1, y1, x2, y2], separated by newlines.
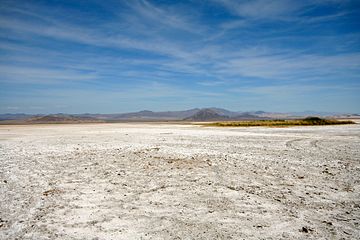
[106, 108, 201, 120]
[0, 113, 34, 121]
[26, 114, 102, 123]
[233, 113, 269, 120]
[184, 109, 267, 121]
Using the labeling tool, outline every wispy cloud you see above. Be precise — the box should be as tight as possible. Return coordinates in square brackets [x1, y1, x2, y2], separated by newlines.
[0, 0, 359, 113]
[123, 0, 203, 34]
[214, 0, 349, 21]
[229, 83, 360, 95]
[216, 52, 360, 81]
[216, 0, 304, 19]
[0, 65, 98, 84]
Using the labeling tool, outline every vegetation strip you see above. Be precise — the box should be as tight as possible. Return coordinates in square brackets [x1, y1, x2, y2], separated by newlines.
[205, 117, 355, 127]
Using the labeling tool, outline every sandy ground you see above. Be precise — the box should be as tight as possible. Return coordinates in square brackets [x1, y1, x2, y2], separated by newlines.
[0, 123, 359, 240]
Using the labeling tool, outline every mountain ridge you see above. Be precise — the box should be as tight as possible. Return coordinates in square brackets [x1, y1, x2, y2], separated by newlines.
[1, 108, 359, 123]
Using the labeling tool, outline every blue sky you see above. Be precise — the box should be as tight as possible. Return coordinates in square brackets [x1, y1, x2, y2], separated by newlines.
[0, 0, 359, 114]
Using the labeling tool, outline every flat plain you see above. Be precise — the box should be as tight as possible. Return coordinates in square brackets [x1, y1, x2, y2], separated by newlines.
[1, 122, 359, 239]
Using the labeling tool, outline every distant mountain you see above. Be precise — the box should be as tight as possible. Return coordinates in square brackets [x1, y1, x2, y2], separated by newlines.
[74, 108, 201, 120]
[105, 108, 244, 120]
[1, 108, 358, 123]
[109, 108, 201, 120]
[333, 113, 360, 119]
[289, 111, 341, 117]
[184, 109, 268, 121]
[205, 108, 240, 117]
[0, 113, 36, 120]
[113, 110, 160, 119]
[184, 109, 229, 121]
[254, 111, 266, 114]
[26, 114, 102, 123]
[234, 113, 268, 120]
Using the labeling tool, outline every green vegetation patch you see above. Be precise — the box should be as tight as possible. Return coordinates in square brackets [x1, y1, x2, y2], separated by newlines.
[205, 117, 355, 127]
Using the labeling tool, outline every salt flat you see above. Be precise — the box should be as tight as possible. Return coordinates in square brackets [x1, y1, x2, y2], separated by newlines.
[0, 123, 359, 239]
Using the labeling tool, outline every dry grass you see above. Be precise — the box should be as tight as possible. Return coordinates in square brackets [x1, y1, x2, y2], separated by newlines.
[205, 117, 355, 127]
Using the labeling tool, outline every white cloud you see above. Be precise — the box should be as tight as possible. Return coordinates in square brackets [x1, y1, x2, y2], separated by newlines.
[215, 53, 360, 80]
[124, 0, 203, 34]
[214, 0, 349, 21]
[6, 106, 19, 110]
[1, 0, 358, 101]
[215, 0, 304, 19]
[0, 65, 98, 84]
[229, 83, 360, 95]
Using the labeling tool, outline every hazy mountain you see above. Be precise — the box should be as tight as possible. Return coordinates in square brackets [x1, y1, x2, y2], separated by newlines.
[289, 111, 342, 117]
[111, 109, 200, 120]
[73, 108, 201, 120]
[0, 113, 36, 120]
[234, 113, 268, 120]
[205, 108, 239, 117]
[1, 108, 358, 123]
[184, 109, 268, 121]
[26, 114, 102, 123]
[184, 109, 229, 121]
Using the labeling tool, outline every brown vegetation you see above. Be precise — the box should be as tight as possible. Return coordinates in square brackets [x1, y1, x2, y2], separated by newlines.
[205, 117, 355, 127]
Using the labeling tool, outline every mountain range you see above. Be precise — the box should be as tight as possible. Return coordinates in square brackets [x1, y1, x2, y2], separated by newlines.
[0, 108, 359, 123]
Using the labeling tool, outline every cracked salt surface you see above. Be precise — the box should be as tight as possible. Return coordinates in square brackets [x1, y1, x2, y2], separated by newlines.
[0, 122, 360, 239]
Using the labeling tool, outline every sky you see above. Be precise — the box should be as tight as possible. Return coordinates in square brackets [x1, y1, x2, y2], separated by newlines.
[0, 0, 359, 114]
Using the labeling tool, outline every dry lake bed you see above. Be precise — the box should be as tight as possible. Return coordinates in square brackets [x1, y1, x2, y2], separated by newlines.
[1, 122, 360, 239]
